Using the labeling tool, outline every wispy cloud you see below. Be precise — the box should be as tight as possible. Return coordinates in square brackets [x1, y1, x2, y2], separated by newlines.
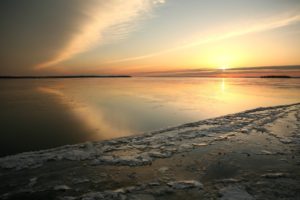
[108, 13, 300, 63]
[35, 0, 164, 69]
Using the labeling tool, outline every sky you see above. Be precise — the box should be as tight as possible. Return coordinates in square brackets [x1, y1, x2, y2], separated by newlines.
[0, 0, 300, 76]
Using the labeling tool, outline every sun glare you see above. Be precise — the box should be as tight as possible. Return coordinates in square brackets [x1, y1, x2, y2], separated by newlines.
[211, 54, 234, 71]
[219, 65, 228, 71]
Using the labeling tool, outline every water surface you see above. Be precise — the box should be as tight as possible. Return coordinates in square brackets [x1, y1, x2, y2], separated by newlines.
[0, 78, 299, 156]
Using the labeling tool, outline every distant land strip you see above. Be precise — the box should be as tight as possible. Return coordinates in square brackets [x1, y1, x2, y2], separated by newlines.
[0, 75, 131, 79]
[260, 75, 291, 78]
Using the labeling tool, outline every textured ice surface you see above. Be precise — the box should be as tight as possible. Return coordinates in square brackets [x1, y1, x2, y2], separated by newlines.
[1, 103, 299, 171]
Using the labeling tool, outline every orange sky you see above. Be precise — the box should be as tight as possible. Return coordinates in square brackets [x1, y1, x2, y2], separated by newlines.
[0, 0, 300, 76]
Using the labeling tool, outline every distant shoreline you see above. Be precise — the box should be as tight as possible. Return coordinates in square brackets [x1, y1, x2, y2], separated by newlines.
[137, 76, 300, 78]
[260, 75, 291, 78]
[0, 75, 131, 79]
[1, 75, 300, 79]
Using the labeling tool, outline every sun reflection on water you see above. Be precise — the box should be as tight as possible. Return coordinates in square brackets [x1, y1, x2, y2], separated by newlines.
[35, 78, 300, 141]
[221, 78, 226, 92]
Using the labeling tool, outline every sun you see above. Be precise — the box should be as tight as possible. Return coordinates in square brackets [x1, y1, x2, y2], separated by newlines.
[219, 65, 228, 71]
[214, 54, 233, 71]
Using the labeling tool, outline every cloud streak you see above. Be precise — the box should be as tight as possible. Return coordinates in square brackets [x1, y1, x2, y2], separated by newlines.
[108, 13, 300, 63]
[36, 0, 164, 69]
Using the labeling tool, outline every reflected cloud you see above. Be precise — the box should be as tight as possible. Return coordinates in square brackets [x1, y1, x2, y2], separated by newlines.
[37, 86, 133, 140]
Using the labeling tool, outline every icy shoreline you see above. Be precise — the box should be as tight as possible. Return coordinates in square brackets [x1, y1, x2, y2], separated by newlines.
[1, 103, 299, 170]
[1, 103, 300, 199]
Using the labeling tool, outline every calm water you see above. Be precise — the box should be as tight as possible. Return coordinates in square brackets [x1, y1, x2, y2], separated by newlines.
[0, 78, 300, 156]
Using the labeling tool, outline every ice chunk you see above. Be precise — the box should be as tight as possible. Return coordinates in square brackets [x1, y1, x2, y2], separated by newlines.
[219, 186, 254, 200]
[167, 180, 203, 189]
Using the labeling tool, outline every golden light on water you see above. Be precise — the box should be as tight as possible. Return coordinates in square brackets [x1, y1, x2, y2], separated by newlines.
[221, 78, 226, 92]
[33, 78, 300, 141]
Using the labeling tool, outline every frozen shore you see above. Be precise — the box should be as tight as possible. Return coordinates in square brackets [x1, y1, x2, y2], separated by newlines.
[1, 103, 300, 199]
